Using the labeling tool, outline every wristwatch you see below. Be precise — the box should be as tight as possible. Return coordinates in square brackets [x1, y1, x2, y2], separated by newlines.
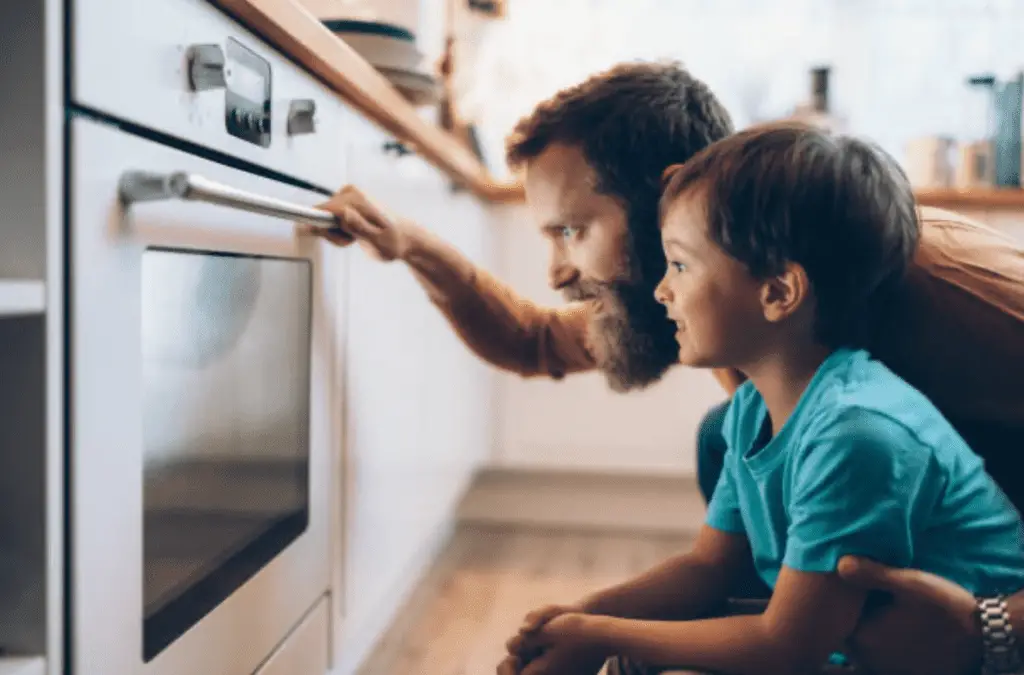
[978, 596, 1024, 674]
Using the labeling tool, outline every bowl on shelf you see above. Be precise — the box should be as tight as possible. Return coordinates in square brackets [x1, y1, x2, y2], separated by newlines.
[320, 17, 440, 107]
[326, 21, 425, 73]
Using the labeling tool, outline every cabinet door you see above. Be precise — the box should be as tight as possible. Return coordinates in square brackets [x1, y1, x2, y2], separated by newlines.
[335, 114, 494, 656]
[253, 597, 329, 675]
[339, 116, 442, 627]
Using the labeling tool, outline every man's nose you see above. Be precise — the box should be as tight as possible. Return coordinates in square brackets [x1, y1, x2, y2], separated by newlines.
[549, 256, 580, 291]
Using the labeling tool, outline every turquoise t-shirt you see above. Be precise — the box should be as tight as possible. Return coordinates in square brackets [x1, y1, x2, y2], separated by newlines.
[706, 348, 1024, 596]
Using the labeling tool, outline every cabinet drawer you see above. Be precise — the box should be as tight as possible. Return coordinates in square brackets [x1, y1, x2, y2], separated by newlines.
[254, 596, 330, 675]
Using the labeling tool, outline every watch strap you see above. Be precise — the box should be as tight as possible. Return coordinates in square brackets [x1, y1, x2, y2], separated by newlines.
[979, 596, 1023, 675]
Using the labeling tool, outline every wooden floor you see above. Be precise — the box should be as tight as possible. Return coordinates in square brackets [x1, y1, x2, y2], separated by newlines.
[356, 525, 691, 675]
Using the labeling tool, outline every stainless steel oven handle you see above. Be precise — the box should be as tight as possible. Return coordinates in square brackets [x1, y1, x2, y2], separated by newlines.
[118, 170, 338, 228]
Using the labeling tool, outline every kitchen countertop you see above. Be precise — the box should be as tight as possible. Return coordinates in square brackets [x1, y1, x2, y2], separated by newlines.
[214, 0, 1024, 212]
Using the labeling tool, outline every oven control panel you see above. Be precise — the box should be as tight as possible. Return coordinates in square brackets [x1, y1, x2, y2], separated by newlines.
[187, 39, 272, 148]
[72, 0, 346, 190]
[225, 38, 272, 147]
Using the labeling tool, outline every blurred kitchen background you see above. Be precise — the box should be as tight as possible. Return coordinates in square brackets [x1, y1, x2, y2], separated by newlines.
[304, 0, 1024, 671]
[5, 0, 1022, 674]
[294, 1, 1024, 673]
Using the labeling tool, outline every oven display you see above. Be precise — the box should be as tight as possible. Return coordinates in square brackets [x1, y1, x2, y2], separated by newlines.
[224, 38, 272, 148]
[229, 63, 266, 103]
[140, 249, 312, 661]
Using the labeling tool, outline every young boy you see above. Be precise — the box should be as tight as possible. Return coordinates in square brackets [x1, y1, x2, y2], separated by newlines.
[501, 123, 1024, 675]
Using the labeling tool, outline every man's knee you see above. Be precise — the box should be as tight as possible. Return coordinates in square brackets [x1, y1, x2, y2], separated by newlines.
[696, 400, 730, 504]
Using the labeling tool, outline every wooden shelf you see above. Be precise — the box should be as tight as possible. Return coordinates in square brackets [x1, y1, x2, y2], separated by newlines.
[0, 281, 45, 317]
[915, 188, 1024, 211]
[0, 657, 45, 675]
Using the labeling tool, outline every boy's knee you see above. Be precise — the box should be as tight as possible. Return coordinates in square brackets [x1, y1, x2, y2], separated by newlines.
[696, 400, 730, 504]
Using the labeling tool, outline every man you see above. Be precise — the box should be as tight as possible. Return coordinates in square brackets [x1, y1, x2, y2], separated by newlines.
[312, 62, 1024, 674]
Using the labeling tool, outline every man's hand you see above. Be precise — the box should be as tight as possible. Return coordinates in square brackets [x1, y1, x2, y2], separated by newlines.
[307, 185, 413, 261]
[837, 555, 982, 675]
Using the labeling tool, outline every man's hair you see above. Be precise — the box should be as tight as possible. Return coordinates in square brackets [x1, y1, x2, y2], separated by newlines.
[505, 61, 735, 287]
[660, 121, 920, 348]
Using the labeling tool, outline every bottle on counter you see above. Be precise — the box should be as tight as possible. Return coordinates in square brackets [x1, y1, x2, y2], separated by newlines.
[956, 74, 997, 189]
[788, 66, 845, 133]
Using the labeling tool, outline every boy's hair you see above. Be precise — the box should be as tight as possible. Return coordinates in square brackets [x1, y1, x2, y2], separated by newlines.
[660, 121, 920, 348]
[505, 61, 734, 286]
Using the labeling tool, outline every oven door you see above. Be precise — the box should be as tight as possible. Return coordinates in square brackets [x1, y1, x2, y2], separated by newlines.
[69, 116, 341, 675]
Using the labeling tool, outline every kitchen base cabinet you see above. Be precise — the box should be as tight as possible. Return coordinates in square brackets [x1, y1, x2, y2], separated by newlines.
[254, 596, 330, 675]
[330, 110, 497, 675]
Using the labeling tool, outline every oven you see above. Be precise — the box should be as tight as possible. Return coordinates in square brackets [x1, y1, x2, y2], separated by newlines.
[68, 1, 347, 673]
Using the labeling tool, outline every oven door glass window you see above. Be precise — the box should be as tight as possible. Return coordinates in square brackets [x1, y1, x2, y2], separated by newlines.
[140, 248, 312, 661]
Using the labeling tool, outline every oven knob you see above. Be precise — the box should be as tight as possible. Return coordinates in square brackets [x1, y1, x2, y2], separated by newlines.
[287, 99, 317, 136]
[187, 44, 226, 92]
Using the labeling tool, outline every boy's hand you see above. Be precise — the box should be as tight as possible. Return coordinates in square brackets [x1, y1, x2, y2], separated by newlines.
[497, 643, 608, 675]
[837, 555, 982, 675]
[519, 603, 585, 635]
[508, 613, 599, 657]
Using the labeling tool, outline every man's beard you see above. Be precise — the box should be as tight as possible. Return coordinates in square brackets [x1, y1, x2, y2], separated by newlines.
[563, 278, 679, 393]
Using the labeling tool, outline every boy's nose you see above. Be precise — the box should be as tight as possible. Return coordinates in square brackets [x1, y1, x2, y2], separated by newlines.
[653, 276, 671, 305]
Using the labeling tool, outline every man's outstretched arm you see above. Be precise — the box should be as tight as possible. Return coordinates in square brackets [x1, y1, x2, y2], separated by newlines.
[313, 186, 597, 379]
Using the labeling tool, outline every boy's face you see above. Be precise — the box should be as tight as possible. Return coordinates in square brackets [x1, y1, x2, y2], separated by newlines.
[654, 195, 771, 369]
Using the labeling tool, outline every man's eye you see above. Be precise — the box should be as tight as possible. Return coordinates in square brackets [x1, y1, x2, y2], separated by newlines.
[670, 261, 687, 272]
[561, 226, 579, 239]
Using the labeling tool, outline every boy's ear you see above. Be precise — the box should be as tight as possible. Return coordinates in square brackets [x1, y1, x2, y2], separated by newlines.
[760, 262, 811, 323]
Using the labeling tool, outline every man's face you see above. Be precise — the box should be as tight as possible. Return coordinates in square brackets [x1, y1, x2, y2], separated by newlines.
[523, 143, 679, 391]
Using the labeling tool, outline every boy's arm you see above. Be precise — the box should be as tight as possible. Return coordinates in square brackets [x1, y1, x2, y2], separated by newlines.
[577, 565, 865, 675]
[531, 407, 927, 674]
[578, 524, 753, 621]
[580, 445, 750, 621]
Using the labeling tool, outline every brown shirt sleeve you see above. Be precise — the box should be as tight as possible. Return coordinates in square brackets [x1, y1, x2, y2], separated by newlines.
[401, 225, 596, 378]
[427, 264, 598, 379]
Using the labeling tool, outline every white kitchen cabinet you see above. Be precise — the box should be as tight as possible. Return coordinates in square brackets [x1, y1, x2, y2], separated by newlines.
[0, 0, 63, 674]
[253, 597, 330, 675]
[332, 111, 496, 674]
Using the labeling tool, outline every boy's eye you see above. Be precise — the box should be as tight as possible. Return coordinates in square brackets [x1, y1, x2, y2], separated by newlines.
[670, 261, 687, 272]
[560, 226, 579, 240]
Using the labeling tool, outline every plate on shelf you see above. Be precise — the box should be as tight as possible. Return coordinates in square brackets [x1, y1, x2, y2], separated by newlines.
[376, 67, 440, 107]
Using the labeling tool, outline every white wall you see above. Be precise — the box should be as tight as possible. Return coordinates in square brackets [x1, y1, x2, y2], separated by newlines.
[454, 0, 1024, 181]
[452, 0, 1024, 475]
[489, 205, 728, 476]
